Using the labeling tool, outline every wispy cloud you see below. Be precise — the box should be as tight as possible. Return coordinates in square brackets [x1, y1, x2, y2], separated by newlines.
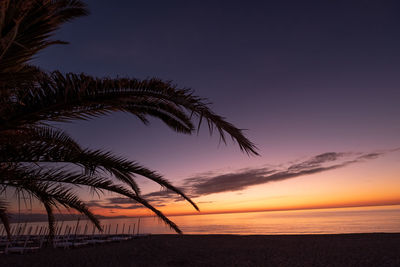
[108, 197, 136, 205]
[141, 190, 184, 205]
[142, 149, 397, 202]
[184, 151, 387, 196]
[86, 149, 398, 211]
[86, 199, 148, 210]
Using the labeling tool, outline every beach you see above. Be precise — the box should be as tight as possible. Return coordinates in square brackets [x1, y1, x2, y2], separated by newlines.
[2, 233, 400, 267]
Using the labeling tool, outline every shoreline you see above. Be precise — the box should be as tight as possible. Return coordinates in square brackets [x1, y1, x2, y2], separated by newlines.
[2, 233, 400, 266]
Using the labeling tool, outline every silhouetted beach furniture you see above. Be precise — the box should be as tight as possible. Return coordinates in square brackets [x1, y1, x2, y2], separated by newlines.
[3, 226, 44, 254]
[0, 220, 147, 254]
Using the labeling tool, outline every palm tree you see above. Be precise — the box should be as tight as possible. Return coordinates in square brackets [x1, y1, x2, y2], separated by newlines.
[0, 0, 258, 239]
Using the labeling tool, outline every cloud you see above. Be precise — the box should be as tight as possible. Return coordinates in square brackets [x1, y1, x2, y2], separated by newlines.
[87, 199, 145, 210]
[143, 191, 177, 199]
[177, 150, 393, 197]
[100, 204, 143, 210]
[141, 190, 184, 204]
[197, 201, 214, 204]
[86, 200, 103, 207]
[112, 149, 397, 205]
[68, 149, 396, 214]
[108, 197, 136, 205]
[185, 152, 374, 196]
[186, 168, 273, 195]
[287, 152, 348, 172]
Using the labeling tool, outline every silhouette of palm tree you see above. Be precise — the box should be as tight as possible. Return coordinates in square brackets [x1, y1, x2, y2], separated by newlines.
[0, 1, 258, 239]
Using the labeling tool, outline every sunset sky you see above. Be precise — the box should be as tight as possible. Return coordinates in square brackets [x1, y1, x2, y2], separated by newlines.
[19, 0, 400, 217]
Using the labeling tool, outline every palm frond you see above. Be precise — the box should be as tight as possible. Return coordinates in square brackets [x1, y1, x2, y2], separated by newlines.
[0, 0, 88, 88]
[71, 149, 198, 209]
[0, 125, 81, 151]
[34, 168, 182, 233]
[42, 200, 55, 240]
[1, 138, 142, 195]
[2, 164, 182, 233]
[2, 141, 198, 210]
[0, 0, 259, 238]
[0, 200, 11, 240]
[3, 71, 258, 155]
[3, 170, 102, 238]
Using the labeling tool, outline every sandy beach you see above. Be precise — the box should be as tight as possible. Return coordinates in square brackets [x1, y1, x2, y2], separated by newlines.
[2, 233, 400, 267]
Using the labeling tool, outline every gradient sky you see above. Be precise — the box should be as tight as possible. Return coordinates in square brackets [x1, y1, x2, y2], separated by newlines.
[24, 0, 400, 217]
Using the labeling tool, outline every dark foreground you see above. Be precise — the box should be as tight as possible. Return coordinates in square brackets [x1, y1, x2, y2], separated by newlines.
[2, 233, 400, 267]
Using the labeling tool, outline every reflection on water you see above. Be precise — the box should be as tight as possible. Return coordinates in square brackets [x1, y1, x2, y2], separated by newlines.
[6, 205, 400, 236]
[164, 205, 400, 235]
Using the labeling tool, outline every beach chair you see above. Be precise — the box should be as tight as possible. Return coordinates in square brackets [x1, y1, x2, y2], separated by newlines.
[4, 230, 42, 254]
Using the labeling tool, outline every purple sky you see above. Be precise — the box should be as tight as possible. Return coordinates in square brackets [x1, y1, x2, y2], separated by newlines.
[33, 1, 400, 199]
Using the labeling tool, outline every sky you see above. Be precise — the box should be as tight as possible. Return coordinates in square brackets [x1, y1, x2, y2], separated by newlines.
[23, 0, 400, 217]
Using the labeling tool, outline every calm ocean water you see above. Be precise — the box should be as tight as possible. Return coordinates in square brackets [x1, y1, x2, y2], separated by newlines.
[5, 205, 400, 236]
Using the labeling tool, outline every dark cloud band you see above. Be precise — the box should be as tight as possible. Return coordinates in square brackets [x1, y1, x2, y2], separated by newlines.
[91, 149, 397, 210]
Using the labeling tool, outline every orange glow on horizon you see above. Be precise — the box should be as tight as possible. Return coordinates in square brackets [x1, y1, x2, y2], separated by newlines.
[15, 151, 400, 220]
[90, 198, 400, 218]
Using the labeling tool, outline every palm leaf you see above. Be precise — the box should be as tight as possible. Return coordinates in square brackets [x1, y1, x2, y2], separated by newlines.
[0, 200, 11, 240]
[0, 0, 88, 88]
[3, 71, 258, 155]
[0, 0, 258, 237]
[2, 164, 182, 233]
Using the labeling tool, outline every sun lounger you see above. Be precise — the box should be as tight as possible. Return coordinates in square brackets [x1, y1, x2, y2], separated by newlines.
[108, 236, 130, 242]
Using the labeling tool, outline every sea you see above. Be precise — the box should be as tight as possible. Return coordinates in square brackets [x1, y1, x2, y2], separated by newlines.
[4, 205, 400, 236]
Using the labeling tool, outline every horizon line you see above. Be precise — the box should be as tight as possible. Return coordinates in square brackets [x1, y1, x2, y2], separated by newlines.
[10, 202, 400, 222]
[159, 202, 400, 218]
